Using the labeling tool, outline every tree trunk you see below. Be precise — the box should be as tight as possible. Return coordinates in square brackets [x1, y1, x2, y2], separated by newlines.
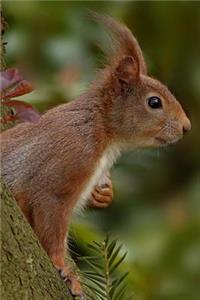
[0, 181, 71, 300]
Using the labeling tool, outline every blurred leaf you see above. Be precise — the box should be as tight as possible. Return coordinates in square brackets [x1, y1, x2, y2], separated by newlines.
[0, 68, 33, 99]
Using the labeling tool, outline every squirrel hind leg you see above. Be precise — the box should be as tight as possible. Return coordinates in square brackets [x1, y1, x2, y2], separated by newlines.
[58, 264, 84, 298]
[31, 200, 84, 297]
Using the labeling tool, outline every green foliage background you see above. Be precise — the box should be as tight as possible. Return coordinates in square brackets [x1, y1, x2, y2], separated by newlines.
[3, 1, 200, 299]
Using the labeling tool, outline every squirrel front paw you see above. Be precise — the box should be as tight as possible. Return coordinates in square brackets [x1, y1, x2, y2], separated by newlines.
[89, 178, 113, 208]
[58, 265, 85, 298]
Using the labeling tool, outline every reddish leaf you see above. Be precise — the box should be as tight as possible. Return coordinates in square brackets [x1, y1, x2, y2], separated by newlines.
[0, 68, 34, 99]
[2, 100, 40, 123]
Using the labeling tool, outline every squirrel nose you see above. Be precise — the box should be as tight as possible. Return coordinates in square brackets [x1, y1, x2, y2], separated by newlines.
[182, 117, 191, 134]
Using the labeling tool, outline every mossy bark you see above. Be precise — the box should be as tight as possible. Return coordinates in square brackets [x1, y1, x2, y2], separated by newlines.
[0, 181, 71, 300]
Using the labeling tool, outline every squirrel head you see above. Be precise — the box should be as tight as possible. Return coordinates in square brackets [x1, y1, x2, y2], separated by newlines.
[92, 13, 191, 148]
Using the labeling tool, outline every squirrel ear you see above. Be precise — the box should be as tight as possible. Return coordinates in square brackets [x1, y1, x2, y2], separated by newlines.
[115, 56, 139, 85]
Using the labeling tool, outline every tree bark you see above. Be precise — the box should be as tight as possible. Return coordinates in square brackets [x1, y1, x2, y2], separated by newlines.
[0, 181, 71, 300]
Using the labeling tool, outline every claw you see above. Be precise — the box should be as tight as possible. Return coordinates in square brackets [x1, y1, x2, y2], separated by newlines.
[68, 288, 86, 299]
[57, 265, 84, 298]
[79, 293, 87, 300]
[63, 276, 70, 283]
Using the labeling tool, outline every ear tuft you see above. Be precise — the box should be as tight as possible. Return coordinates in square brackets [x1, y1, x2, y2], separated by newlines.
[89, 11, 147, 75]
[115, 56, 139, 85]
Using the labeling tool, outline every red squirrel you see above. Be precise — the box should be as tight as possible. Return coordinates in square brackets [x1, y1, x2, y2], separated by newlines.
[1, 13, 191, 297]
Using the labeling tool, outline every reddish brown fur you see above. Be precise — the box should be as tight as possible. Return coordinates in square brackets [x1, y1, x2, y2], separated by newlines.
[0, 13, 191, 297]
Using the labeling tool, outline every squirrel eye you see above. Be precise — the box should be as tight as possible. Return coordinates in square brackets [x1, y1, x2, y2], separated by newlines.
[147, 96, 162, 109]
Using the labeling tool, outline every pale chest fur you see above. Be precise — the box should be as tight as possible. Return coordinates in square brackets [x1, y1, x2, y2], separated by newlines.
[74, 145, 120, 213]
